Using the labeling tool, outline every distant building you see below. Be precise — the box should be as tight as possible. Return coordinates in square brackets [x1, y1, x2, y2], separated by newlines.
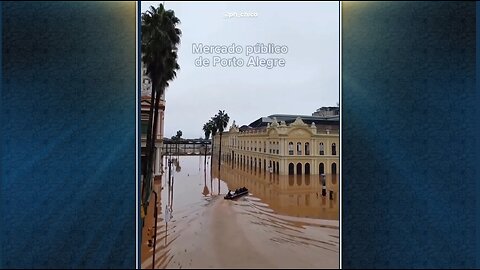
[214, 114, 339, 176]
[312, 106, 340, 118]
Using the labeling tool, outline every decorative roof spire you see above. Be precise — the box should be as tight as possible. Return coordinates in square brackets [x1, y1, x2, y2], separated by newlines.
[290, 117, 307, 126]
[271, 117, 279, 127]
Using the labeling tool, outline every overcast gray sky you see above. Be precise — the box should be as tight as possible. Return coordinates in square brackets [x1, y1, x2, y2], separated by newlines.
[142, 1, 339, 139]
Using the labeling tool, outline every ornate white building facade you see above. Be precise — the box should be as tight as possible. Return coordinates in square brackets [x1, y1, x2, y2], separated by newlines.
[214, 116, 339, 176]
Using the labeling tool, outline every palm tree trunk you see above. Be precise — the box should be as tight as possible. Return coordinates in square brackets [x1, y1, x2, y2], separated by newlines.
[141, 81, 157, 207]
[144, 84, 163, 209]
[204, 143, 207, 170]
[218, 133, 222, 172]
[144, 86, 156, 174]
[217, 133, 222, 195]
[148, 86, 163, 171]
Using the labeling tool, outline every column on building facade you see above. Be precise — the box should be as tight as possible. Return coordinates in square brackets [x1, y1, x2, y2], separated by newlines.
[155, 146, 162, 175]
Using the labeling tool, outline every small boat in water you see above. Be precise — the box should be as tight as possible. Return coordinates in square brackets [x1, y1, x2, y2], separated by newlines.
[224, 187, 249, 200]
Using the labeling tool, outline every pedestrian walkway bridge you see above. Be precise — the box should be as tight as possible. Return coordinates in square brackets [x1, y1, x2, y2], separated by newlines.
[161, 138, 212, 156]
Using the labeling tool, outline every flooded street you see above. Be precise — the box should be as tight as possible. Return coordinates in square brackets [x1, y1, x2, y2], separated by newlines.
[141, 156, 339, 269]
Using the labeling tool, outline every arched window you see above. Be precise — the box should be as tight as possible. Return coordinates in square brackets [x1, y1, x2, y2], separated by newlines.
[288, 163, 295, 175]
[305, 142, 310, 155]
[297, 142, 302, 155]
[276, 162, 279, 174]
[305, 163, 310, 175]
[319, 142, 324, 155]
[332, 143, 336, 155]
[254, 141, 257, 151]
[288, 142, 294, 155]
[319, 163, 325, 174]
[264, 141, 266, 153]
[297, 163, 302, 175]
[331, 162, 337, 174]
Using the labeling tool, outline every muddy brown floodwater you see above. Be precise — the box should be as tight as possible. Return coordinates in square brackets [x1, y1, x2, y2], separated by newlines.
[141, 156, 339, 269]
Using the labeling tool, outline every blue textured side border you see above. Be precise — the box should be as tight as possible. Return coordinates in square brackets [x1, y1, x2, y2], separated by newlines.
[0, 2, 2, 267]
[1, 2, 136, 268]
[477, 2, 480, 269]
[342, 2, 476, 268]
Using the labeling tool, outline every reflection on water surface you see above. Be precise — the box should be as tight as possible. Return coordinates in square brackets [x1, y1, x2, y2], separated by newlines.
[141, 156, 339, 269]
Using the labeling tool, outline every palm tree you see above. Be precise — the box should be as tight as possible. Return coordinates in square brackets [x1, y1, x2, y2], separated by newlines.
[176, 130, 183, 139]
[171, 130, 182, 155]
[212, 110, 230, 172]
[203, 122, 212, 141]
[141, 4, 181, 213]
[202, 122, 211, 168]
[209, 120, 218, 173]
[202, 121, 215, 168]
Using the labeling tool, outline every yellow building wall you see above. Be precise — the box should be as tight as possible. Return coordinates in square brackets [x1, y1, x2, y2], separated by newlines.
[213, 117, 339, 176]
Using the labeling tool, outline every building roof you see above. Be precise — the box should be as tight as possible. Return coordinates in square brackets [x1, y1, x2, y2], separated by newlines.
[316, 106, 339, 111]
[239, 125, 252, 132]
[248, 114, 339, 128]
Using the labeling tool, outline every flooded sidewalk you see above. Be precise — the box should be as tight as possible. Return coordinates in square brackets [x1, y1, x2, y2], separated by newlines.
[141, 156, 339, 269]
